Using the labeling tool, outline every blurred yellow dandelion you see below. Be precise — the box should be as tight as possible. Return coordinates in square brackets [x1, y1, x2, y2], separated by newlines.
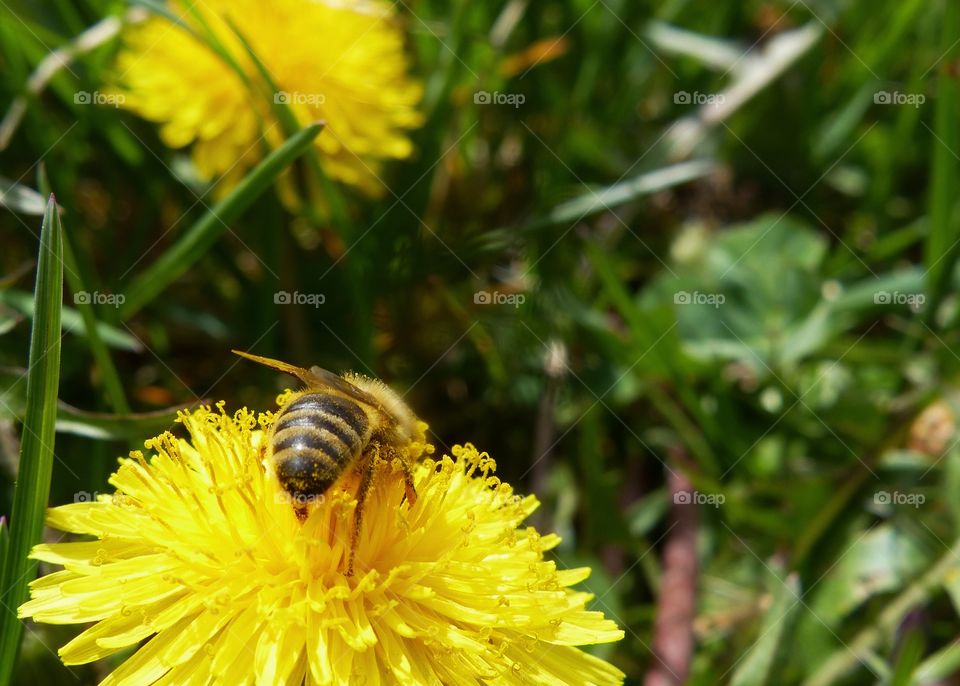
[112, 0, 423, 197]
[19, 403, 625, 685]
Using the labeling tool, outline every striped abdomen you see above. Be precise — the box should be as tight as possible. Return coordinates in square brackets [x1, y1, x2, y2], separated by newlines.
[271, 392, 370, 501]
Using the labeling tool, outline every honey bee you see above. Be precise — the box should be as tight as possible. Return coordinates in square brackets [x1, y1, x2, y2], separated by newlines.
[233, 351, 419, 575]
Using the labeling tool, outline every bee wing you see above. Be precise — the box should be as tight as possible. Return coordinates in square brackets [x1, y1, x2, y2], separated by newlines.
[307, 366, 381, 406]
[232, 350, 381, 406]
[232, 350, 319, 386]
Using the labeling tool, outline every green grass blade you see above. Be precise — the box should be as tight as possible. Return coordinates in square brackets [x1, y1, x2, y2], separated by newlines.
[471, 161, 716, 255]
[890, 627, 924, 686]
[923, 0, 960, 320]
[0, 518, 7, 579]
[0, 366, 188, 441]
[130, 0, 211, 48]
[916, 640, 960, 682]
[119, 121, 324, 319]
[537, 160, 715, 229]
[0, 195, 63, 686]
[730, 573, 801, 686]
[0, 177, 45, 216]
[0, 289, 141, 351]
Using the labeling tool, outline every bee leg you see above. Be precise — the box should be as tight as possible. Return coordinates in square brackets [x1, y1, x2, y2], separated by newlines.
[347, 454, 377, 577]
[398, 460, 418, 506]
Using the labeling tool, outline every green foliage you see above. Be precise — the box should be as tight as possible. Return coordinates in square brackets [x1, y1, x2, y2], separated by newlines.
[1, 0, 960, 683]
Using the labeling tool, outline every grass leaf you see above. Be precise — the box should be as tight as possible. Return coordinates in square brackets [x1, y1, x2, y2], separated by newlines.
[923, 0, 960, 319]
[0, 177, 45, 216]
[0, 289, 141, 351]
[0, 367, 188, 442]
[119, 121, 323, 319]
[730, 573, 801, 686]
[0, 195, 63, 686]
[539, 160, 715, 229]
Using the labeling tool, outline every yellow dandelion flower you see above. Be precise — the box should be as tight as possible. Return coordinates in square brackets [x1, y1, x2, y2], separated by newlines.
[19, 403, 625, 685]
[112, 0, 423, 197]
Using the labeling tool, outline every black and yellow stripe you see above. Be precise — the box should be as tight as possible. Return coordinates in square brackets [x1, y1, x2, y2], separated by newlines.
[271, 393, 369, 498]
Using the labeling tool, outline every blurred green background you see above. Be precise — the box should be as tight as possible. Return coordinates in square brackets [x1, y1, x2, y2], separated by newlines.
[4, 0, 960, 684]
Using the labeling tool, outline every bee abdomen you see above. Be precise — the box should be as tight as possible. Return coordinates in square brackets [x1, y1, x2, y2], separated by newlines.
[274, 452, 337, 498]
[281, 393, 368, 437]
[273, 429, 346, 466]
[271, 393, 369, 498]
[274, 411, 363, 455]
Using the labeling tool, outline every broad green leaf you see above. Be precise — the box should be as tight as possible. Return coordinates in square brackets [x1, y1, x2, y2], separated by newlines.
[804, 537, 960, 686]
[806, 524, 928, 627]
[644, 214, 831, 370]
